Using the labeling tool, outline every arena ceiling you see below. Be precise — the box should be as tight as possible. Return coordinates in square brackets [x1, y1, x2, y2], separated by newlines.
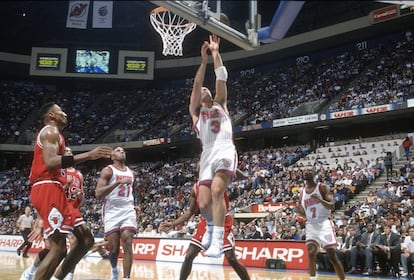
[0, 1, 413, 82]
[0, 1, 396, 58]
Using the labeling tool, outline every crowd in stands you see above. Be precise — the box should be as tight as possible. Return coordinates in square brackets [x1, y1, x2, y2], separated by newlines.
[0, 81, 50, 144]
[329, 38, 414, 112]
[1, 32, 413, 146]
[1, 125, 414, 275]
[2, 137, 411, 241]
[0, 31, 414, 277]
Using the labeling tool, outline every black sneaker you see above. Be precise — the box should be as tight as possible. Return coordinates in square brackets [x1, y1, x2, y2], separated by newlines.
[22, 254, 29, 258]
[16, 249, 21, 256]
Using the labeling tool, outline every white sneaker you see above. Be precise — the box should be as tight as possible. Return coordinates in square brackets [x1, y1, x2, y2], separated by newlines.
[204, 239, 223, 258]
[201, 230, 212, 249]
[111, 268, 119, 280]
[401, 272, 408, 277]
[19, 269, 34, 280]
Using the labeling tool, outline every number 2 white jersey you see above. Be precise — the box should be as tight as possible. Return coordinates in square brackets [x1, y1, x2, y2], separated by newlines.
[194, 102, 234, 148]
[104, 165, 134, 209]
[301, 183, 330, 224]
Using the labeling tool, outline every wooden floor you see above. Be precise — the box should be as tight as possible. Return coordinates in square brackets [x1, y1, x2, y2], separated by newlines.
[1, 251, 391, 280]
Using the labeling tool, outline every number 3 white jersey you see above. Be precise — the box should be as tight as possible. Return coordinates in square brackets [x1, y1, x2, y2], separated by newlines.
[194, 102, 234, 148]
[301, 183, 330, 224]
[104, 165, 134, 208]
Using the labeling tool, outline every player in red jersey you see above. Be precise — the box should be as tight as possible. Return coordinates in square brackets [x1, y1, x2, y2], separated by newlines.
[64, 147, 85, 226]
[63, 146, 88, 280]
[29, 102, 112, 280]
[159, 169, 250, 280]
[21, 146, 107, 280]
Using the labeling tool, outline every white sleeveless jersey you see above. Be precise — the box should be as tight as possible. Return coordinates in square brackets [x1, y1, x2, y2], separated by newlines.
[104, 165, 134, 209]
[301, 183, 330, 224]
[195, 102, 234, 148]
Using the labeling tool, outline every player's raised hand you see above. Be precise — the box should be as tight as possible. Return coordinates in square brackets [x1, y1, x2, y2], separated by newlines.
[208, 34, 220, 53]
[88, 146, 113, 160]
[159, 221, 173, 233]
[201, 41, 209, 64]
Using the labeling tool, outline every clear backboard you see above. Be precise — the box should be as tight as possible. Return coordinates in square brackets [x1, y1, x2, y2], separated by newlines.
[149, 0, 261, 51]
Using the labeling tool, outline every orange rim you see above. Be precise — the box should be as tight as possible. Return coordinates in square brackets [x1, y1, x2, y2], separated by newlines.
[150, 7, 196, 29]
[150, 6, 168, 14]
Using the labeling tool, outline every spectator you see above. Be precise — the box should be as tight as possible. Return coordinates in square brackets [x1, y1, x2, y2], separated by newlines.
[348, 222, 380, 275]
[384, 152, 393, 180]
[373, 224, 401, 277]
[249, 224, 262, 239]
[261, 226, 273, 240]
[401, 226, 414, 277]
[338, 226, 358, 272]
[403, 137, 412, 160]
[142, 224, 158, 237]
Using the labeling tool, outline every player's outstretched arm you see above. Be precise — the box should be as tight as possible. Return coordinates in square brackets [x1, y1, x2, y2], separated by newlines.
[209, 35, 228, 110]
[159, 189, 199, 232]
[189, 41, 209, 123]
[41, 126, 111, 170]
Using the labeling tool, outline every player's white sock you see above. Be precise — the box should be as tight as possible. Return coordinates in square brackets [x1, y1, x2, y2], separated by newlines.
[201, 223, 213, 248]
[111, 267, 119, 280]
[28, 264, 37, 274]
[204, 226, 224, 257]
[50, 277, 59, 280]
[20, 266, 35, 280]
[309, 276, 317, 280]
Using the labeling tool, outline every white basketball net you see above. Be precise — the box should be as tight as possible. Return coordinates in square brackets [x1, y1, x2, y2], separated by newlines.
[150, 7, 197, 56]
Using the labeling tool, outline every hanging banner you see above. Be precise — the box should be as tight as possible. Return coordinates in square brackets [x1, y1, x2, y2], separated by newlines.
[66, 0, 90, 29]
[92, 1, 113, 28]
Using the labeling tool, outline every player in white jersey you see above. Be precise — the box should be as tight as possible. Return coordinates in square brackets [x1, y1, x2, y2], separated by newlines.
[189, 34, 237, 257]
[297, 169, 345, 280]
[96, 146, 137, 280]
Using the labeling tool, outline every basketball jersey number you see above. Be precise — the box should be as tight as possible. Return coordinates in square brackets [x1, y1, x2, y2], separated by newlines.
[211, 120, 220, 133]
[66, 185, 78, 200]
[310, 207, 317, 219]
[118, 184, 130, 198]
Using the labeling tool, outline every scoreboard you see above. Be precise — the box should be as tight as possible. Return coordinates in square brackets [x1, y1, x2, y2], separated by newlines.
[30, 47, 154, 80]
[36, 53, 61, 70]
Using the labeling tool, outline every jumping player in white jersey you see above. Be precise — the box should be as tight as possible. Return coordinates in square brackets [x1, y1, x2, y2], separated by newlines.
[189, 34, 237, 257]
[297, 169, 345, 280]
[96, 146, 137, 280]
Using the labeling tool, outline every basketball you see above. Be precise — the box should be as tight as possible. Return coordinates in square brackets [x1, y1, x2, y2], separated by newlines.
[220, 13, 230, 26]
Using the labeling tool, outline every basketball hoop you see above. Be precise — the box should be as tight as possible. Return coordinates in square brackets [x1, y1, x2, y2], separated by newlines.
[150, 7, 197, 56]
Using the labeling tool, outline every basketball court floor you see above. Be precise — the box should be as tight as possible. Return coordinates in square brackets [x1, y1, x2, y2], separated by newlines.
[1, 251, 391, 280]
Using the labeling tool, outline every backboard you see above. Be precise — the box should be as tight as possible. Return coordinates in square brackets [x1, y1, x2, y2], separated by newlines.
[149, 0, 261, 50]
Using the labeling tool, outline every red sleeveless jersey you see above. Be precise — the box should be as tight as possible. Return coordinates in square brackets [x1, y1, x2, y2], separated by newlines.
[29, 125, 67, 186]
[66, 168, 83, 208]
